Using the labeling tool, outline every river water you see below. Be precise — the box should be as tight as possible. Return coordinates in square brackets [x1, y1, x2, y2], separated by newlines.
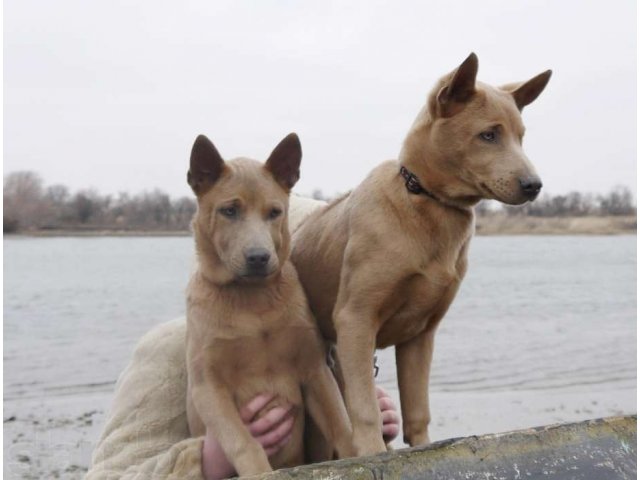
[4, 235, 636, 400]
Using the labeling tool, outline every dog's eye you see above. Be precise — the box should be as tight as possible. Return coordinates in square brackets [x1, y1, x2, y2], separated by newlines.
[219, 206, 238, 218]
[268, 208, 282, 220]
[479, 130, 498, 143]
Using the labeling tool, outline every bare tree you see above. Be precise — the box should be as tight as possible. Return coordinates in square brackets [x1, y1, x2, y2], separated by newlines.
[172, 197, 197, 229]
[598, 186, 635, 215]
[4, 171, 47, 230]
[72, 192, 95, 224]
[147, 190, 172, 227]
[45, 184, 70, 204]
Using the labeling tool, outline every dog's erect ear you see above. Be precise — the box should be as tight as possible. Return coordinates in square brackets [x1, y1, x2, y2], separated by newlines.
[437, 52, 479, 117]
[265, 133, 301, 191]
[188, 135, 226, 195]
[505, 70, 552, 111]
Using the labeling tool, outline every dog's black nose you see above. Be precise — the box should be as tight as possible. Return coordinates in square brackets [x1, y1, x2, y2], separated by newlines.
[245, 248, 271, 269]
[519, 177, 543, 199]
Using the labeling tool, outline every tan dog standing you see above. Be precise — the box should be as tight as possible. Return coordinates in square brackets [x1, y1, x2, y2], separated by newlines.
[291, 53, 551, 456]
[185, 133, 353, 476]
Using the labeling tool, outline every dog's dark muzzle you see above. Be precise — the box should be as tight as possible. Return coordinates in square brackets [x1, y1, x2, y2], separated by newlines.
[519, 176, 543, 201]
[243, 248, 272, 277]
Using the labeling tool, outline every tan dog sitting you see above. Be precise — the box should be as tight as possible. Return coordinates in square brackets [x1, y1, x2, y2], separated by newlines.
[185, 133, 353, 477]
[291, 53, 551, 456]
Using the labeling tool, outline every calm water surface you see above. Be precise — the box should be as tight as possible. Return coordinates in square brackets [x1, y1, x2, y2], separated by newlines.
[4, 235, 636, 402]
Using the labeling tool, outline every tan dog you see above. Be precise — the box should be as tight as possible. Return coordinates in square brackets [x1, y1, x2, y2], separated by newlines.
[291, 53, 551, 456]
[185, 133, 353, 476]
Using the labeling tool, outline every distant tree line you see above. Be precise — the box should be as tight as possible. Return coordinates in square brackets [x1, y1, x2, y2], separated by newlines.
[4, 171, 195, 233]
[493, 186, 636, 217]
[315, 186, 636, 218]
[3, 171, 636, 233]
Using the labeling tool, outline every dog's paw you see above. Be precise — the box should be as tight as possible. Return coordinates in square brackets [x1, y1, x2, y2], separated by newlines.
[353, 437, 388, 457]
[403, 429, 430, 447]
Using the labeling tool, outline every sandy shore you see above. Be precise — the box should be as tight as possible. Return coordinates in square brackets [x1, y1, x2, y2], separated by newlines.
[3, 386, 635, 479]
[4, 392, 108, 480]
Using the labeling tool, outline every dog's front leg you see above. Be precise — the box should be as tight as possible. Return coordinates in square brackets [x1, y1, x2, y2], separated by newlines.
[335, 308, 387, 456]
[303, 363, 355, 459]
[395, 328, 435, 446]
[190, 369, 272, 476]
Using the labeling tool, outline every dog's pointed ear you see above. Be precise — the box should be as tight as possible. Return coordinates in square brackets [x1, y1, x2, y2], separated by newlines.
[505, 70, 552, 111]
[436, 52, 479, 116]
[265, 133, 301, 191]
[188, 134, 226, 195]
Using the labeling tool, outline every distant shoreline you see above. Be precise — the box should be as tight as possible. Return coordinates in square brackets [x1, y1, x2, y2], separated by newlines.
[475, 214, 636, 236]
[7, 230, 193, 238]
[3, 215, 636, 237]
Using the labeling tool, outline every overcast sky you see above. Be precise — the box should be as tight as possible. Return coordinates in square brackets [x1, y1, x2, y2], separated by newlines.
[4, 0, 637, 199]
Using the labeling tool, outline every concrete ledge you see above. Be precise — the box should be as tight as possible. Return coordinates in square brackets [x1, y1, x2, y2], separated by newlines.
[260, 415, 636, 479]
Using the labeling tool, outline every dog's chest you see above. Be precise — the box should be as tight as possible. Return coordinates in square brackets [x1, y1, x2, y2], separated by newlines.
[208, 320, 322, 395]
[376, 247, 467, 347]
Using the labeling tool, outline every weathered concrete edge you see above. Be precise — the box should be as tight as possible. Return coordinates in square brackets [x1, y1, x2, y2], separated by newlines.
[254, 415, 637, 479]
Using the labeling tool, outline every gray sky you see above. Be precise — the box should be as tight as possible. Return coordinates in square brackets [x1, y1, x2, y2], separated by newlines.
[4, 0, 637, 199]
